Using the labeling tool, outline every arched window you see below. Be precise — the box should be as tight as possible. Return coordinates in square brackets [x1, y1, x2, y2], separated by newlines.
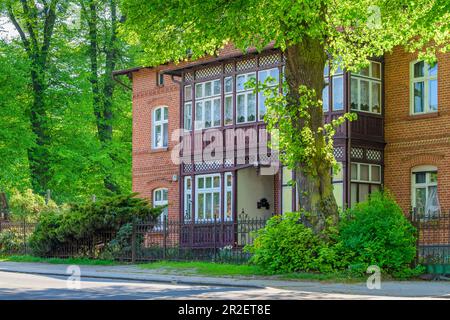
[153, 188, 168, 226]
[152, 106, 168, 148]
[412, 165, 439, 218]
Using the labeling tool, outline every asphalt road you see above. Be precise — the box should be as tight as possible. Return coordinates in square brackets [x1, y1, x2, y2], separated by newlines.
[0, 271, 442, 300]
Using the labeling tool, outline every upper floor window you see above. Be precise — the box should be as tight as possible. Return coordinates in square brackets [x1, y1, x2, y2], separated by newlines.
[323, 64, 330, 112]
[153, 188, 168, 226]
[224, 77, 234, 126]
[411, 61, 438, 115]
[412, 165, 439, 218]
[236, 72, 257, 124]
[332, 63, 344, 111]
[184, 85, 192, 131]
[153, 106, 168, 148]
[351, 61, 382, 114]
[195, 79, 221, 129]
[258, 68, 280, 120]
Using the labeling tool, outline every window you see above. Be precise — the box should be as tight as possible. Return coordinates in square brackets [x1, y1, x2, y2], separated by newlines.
[350, 162, 382, 207]
[236, 72, 256, 123]
[323, 63, 330, 112]
[157, 72, 164, 86]
[258, 68, 280, 120]
[153, 106, 168, 148]
[184, 86, 192, 131]
[411, 61, 438, 114]
[281, 167, 293, 214]
[351, 61, 382, 114]
[224, 77, 234, 126]
[153, 188, 168, 227]
[224, 172, 233, 221]
[184, 177, 192, 221]
[195, 79, 221, 129]
[332, 162, 344, 208]
[195, 174, 221, 221]
[412, 166, 439, 218]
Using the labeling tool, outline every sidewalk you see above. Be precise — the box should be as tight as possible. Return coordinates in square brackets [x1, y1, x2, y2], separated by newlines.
[0, 261, 449, 298]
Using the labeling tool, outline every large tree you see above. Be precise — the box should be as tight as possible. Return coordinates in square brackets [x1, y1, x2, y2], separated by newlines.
[121, 0, 450, 230]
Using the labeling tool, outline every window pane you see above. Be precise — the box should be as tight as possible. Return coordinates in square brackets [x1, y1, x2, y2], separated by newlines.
[282, 186, 293, 213]
[155, 108, 161, 121]
[225, 96, 233, 125]
[213, 98, 220, 126]
[414, 61, 424, 78]
[198, 177, 204, 189]
[360, 80, 370, 111]
[332, 76, 344, 110]
[213, 192, 220, 219]
[195, 83, 203, 98]
[205, 176, 212, 188]
[259, 92, 267, 120]
[359, 66, 369, 77]
[282, 167, 292, 185]
[226, 191, 232, 220]
[371, 184, 380, 193]
[371, 165, 381, 182]
[428, 63, 437, 77]
[163, 107, 168, 120]
[213, 176, 220, 188]
[155, 190, 161, 201]
[360, 164, 370, 181]
[429, 79, 438, 111]
[155, 125, 161, 147]
[226, 174, 232, 187]
[333, 162, 343, 181]
[350, 78, 358, 110]
[237, 94, 245, 123]
[225, 77, 233, 93]
[204, 100, 211, 128]
[247, 93, 256, 121]
[359, 184, 370, 202]
[186, 177, 192, 190]
[413, 82, 424, 113]
[205, 193, 212, 219]
[213, 80, 221, 95]
[429, 172, 438, 183]
[184, 103, 192, 130]
[195, 102, 203, 129]
[323, 64, 329, 77]
[204, 82, 212, 97]
[162, 189, 168, 200]
[415, 187, 426, 212]
[185, 194, 192, 220]
[322, 84, 329, 112]
[351, 183, 358, 207]
[371, 62, 381, 79]
[415, 172, 426, 184]
[351, 163, 358, 180]
[163, 123, 168, 147]
[198, 193, 204, 220]
[371, 82, 381, 113]
[333, 182, 343, 208]
[184, 85, 192, 101]
[237, 75, 246, 91]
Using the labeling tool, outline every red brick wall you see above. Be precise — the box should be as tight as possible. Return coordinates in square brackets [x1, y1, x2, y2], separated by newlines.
[384, 47, 450, 214]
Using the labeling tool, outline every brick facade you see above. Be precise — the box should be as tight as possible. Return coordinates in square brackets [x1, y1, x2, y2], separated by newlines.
[384, 47, 450, 214]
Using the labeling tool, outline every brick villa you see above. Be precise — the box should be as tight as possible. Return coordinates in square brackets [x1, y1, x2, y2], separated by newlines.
[113, 44, 449, 246]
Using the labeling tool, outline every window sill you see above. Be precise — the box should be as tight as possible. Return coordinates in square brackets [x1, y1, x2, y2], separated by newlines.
[408, 112, 439, 120]
[150, 147, 169, 153]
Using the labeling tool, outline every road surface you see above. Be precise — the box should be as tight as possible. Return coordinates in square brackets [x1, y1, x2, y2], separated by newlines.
[0, 271, 443, 300]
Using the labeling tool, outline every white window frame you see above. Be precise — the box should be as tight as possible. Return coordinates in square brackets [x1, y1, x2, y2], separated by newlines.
[236, 72, 256, 124]
[410, 60, 438, 115]
[153, 188, 168, 228]
[224, 172, 233, 221]
[257, 68, 280, 120]
[152, 106, 168, 149]
[350, 162, 382, 183]
[350, 61, 382, 114]
[194, 79, 221, 130]
[411, 165, 438, 213]
[195, 173, 221, 222]
[184, 177, 192, 221]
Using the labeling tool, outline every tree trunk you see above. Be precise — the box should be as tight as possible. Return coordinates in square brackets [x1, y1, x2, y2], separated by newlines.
[284, 37, 338, 232]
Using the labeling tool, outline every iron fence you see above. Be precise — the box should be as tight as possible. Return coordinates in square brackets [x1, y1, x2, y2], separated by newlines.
[0, 217, 269, 263]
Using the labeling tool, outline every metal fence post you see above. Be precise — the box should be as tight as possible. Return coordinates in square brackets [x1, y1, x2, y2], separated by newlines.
[131, 221, 136, 264]
[163, 215, 167, 260]
[22, 218, 26, 255]
[213, 215, 217, 262]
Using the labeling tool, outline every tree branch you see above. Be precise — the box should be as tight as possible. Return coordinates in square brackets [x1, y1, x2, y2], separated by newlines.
[6, 6, 31, 55]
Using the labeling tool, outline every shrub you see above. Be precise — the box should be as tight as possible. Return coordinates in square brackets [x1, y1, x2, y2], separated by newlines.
[29, 193, 162, 257]
[0, 230, 22, 254]
[9, 189, 59, 223]
[245, 212, 330, 274]
[339, 191, 417, 275]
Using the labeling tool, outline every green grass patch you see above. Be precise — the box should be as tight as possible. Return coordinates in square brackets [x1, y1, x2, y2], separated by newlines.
[139, 261, 267, 276]
[0, 255, 117, 266]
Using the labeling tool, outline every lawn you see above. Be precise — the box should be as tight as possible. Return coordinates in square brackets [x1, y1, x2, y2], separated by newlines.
[0, 255, 116, 266]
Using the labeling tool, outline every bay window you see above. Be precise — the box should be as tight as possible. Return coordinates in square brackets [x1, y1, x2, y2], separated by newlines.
[412, 166, 439, 218]
[224, 77, 234, 125]
[332, 64, 344, 111]
[411, 60, 438, 114]
[350, 162, 382, 207]
[350, 61, 382, 114]
[236, 72, 257, 123]
[258, 68, 280, 120]
[194, 79, 221, 129]
[153, 106, 168, 148]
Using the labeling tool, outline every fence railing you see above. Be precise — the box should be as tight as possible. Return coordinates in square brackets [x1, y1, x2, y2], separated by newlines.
[0, 217, 269, 264]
